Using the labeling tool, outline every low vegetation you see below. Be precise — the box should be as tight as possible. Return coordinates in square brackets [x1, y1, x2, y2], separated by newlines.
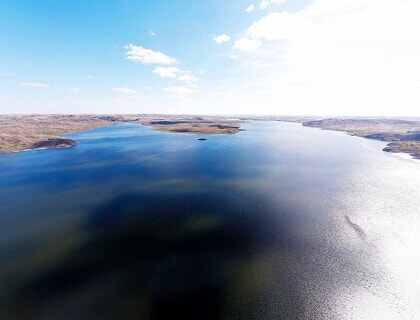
[303, 118, 420, 159]
[0, 114, 242, 153]
[2, 115, 419, 159]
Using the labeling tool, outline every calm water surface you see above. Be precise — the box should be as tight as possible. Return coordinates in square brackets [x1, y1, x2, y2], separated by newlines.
[0, 121, 419, 320]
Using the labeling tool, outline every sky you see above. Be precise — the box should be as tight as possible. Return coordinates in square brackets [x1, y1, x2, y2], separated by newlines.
[1, 0, 419, 116]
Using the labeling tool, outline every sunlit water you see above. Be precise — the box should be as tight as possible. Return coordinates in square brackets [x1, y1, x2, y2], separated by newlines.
[0, 121, 419, 320]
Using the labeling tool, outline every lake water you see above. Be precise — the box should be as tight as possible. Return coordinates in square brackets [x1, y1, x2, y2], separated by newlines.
[0, 121, 419, 320]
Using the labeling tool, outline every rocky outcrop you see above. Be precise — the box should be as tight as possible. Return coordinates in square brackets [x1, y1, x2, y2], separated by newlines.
[31, 138, 77, 150]
[383, 142, 420, 159]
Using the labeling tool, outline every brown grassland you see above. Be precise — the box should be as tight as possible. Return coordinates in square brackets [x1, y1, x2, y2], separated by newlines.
[1, 115, 419, 159]
[0, 114, 242, 153]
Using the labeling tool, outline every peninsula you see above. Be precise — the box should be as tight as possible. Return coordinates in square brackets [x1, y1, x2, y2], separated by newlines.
[0, 114, 242, 154]
[302, 118, 420, 159]
[1, 115, 419, 159]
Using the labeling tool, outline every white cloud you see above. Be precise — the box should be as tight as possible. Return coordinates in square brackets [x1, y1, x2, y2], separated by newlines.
[249, 0, 420, 43]
[230, 0, 420, 116]
[152, 67, 180, 78]
[149, 30, 157, 37]
[125, 44, 178, 65]
[163, 86, 195, 98]
[259, 0, 270, 9]
[152, 67, 198, 84]
[67, 87, 80, 93]
[20, 82, 50, 88]
[125, 45, 199, 85]
[176, 73, 198, 84]
[246, 5, 255, 12]
[111, 87, 137, 94]
[214, 34, 231, 44]
[233, 38, 262, 51]
[248, 11, 311, 41]
[259, 0, 287, 10]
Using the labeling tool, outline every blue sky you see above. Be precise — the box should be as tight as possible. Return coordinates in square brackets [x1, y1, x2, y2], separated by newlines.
[1, 0, 419, 116]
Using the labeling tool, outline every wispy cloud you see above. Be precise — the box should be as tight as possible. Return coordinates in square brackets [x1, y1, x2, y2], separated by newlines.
[55, 87, 81, 93]
[214, 34, 231, 44]
[152, 67, 181, 78]
[125, 44, 178, 65]
[21, 82, 80, 93]
[233, 38, 262, 51]
[230, 0, 420, 115]
[113, 94, 152, 104]
[125, 44, 199, 89]
[67, 87, 80, 93]
[20, 82, 50, 88]
[163, 86, 195, 98]
[246, 5, 255, 12]
[259, 0, 286, 10]
[152, 67, 198, 84]
[111, 87, 137, 94]
[176, 73, 198, 84]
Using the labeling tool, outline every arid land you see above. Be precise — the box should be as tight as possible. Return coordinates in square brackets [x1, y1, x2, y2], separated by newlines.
[302, 118, 420, 159]
[0, 114, 242, 153]
[225, 116, 420, 159]
[1, 115, 419, 159]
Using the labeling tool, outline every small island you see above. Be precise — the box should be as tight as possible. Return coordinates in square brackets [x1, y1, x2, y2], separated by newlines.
[31, 138, 77, 150]
[139, 116, 241, 134]
[0, 114, 242, 154]
[1, 115, 419, 159]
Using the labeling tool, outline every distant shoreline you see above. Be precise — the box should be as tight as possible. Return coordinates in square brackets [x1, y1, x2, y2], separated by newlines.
[301, 118, 420, 160]
[0, 115, 242, 154]
[1, 114, 419, 159]
[9, 143, 77, 154]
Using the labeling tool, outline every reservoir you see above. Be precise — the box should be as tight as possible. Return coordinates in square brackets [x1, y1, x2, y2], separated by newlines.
[0, 121, 419, 319]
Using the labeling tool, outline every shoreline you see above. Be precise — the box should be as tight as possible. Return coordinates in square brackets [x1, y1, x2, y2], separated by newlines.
[1, 115, 419, 159]
[0, 115, 243, 154]
[301, 118, 420, 160]
[8, 142, 78, 154]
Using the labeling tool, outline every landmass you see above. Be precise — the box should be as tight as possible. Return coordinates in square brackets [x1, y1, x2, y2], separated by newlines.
[303, 118, 420, 159]
[239, 115, 320, 123]
[223, 115, 420, 159]
[1, 115, 419, 159]
[0, 115, 112, 153]
[31, 138, 77, 149]
[139, 115, 241, 134]
[0, 114, 242, 154]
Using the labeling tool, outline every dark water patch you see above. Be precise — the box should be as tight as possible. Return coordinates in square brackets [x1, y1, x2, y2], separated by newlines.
[0, 122, 414, 319]
[7, 191, 304, 320]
